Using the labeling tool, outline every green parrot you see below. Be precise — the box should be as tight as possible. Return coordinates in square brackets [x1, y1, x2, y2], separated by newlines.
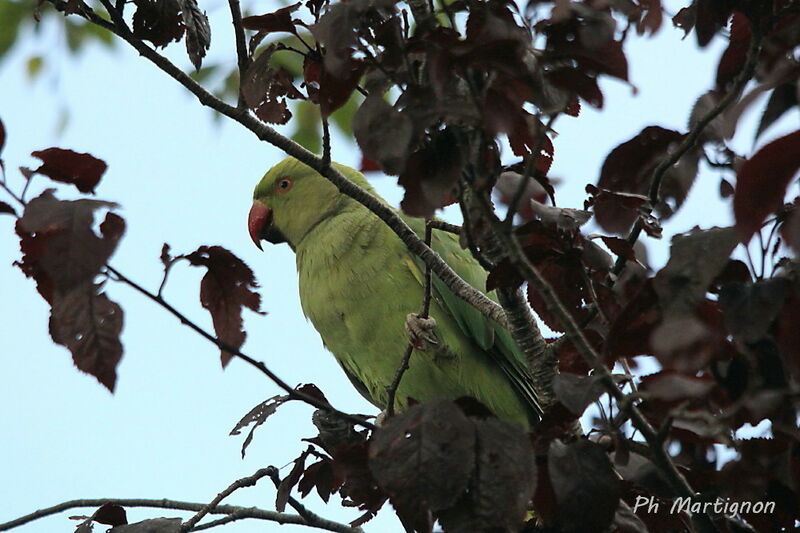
[248, 157, 542, 429]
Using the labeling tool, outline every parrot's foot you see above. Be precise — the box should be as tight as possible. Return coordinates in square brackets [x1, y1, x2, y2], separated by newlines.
[405, 313, 438, 350]
[375, 410, 388, 427]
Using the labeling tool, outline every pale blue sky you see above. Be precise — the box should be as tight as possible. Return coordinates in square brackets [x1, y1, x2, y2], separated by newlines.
[0, 1, 793, 531]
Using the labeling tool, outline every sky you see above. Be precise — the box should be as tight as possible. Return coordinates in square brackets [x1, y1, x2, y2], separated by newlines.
[0, 1, 794, 532]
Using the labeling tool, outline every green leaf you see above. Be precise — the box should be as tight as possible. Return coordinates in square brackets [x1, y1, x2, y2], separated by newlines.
[290, 101, 320, 153]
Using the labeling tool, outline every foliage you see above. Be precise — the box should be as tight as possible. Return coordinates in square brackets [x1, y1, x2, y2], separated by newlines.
[1, 0, 800, 532]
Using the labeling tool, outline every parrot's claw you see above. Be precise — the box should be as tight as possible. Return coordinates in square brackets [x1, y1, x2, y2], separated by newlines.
[375, 411, 388, 427]
[405, 313, 438, 350]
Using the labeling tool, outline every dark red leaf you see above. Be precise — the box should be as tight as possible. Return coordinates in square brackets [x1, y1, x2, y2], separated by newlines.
[310, 0, 381, 78]
[299, 460, 339, 502]
[277, 448, 311, 512]
[368, 399, 475, 513]
[715, 12, 750, 91]
[719, 278, 789, 344]
[242, 3, 300, 35]
[756, 82, 799, 140]
[92, 503, 127, 526]
[694, 0, 734, 47]
[546, 68, 603, 109]
[734, 129, 800, 242]
[16, 191, 123, 302]
[230, 394, 291, 458]
[181, 0, 211, 70]
[639, 371, 715, 402]
[318, 59, 364, 118]
[555, 329, 606, 375]
[186, 245, 264, 367]
[398, 128, 463, 217]
[586, 185, 649, 236]
[0, 201, 16, 217]
[672, 6, 696, 37]
[526, 254, 591, 333]
[549, 439, 620, 532]
[359, 156, 381, 173]
[495, 169, 556, 221]
[606, 280, 662, 360]
[243, 47, 303, 125]
[636, 0, 663, 35]
[599, 236, 637, 263]
[653, 226, 739, 315]
[593, 126, 687, 233]
[552, 373, 606, 415]
[352, 94, 413, 175]
[719, 177, 734, 198]
[437, 418, 537, 532]
[132, 0, 185, 47]
[31, 148, 108, 193]
[296, 383, 328, 403]
[49, 283, 124, 393]
[15, 192, 126, 392]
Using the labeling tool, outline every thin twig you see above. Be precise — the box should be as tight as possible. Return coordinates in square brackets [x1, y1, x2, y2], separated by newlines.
[157, 257, 183, 299]
[503, 113, 558, 226]
[385, 221, 434, 417]
[105, 264, 376, 431]
[227, 0, 250, 109]
[0, 499, 360, 533]
[427, 219, 461, 235]
[321, 117, 331, 167]
[0, 180, 24, 207]
[611, 27, 763, 279]
[181, 468, 272, 532]
[495, 226, 718, 533]
[191, 513, 246, 531]
[74, 0, 508, 328]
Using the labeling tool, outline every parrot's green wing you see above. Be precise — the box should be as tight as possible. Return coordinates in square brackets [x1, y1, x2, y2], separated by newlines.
[403, 216, 544, 423]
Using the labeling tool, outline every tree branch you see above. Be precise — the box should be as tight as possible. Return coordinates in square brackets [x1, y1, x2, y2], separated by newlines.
[55, 0, 508, 329]
[181, 468, 272, 532]
[264, 465, 345, 529]
[226, 0, 250, 109]
[611, 26, 763, 278]
[494, 227, 719, 533]
[385, 221, 434, 417]
[0, 499, 360, 533]
[503, 113, 558, 227]
[428, 219, 461, 235]
[105, 264, 376, 431]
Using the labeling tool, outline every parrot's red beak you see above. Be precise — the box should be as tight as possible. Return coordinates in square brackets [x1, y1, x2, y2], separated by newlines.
[248, 202, 271, 250]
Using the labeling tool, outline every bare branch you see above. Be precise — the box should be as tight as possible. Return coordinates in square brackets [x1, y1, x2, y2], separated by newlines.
[494, 227, 719, 533]
[105, 264, 376, 431]
[611, 26, 763, 278]
[427, 219, 461, 235]
[503, 113, 558, 226]
[322, 117, 331, 167]
[227, 0, 250, 109]
[55, 0, 508, 329]
[181, 468, 272, 532]
[0, 498, 360, 533]
[263, 465, 359, 531]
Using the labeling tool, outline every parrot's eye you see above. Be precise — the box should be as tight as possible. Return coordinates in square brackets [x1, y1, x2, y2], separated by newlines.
[276, 177, 293, 194]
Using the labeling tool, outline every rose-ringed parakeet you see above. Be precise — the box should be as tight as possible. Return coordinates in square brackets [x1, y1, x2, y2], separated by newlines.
[248, 157, 542, 429]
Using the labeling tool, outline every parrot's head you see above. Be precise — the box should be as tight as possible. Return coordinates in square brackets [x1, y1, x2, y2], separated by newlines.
[248, 156, 373, 251]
